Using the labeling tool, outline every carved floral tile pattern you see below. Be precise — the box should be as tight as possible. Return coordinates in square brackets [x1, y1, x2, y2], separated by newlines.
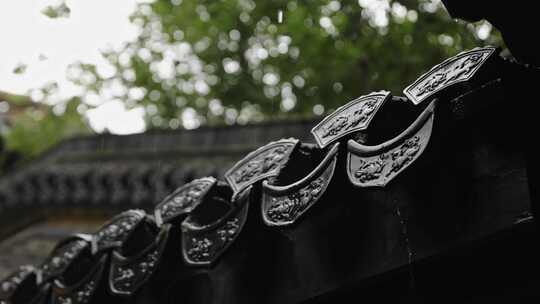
[225, 139, 298, 193]
[404, 47, 495, 105]
[347, 113, 434, 187]
[154, 177, 216, 224]
[40, 240, 88, 282]
[108, 227, 168, 296]
[0, 265, 34, 299]
[185, 238, 213, 263]
[93, 210, 145, 253]
[109, 249, 160, 295]
[311, 91, 390, 148]
[262, 154, 337, 226]
[55, 280, 96, 304]
[182, 202, 249, 266]
[265, 178, 325, 223]
[51, 257, 106, 304]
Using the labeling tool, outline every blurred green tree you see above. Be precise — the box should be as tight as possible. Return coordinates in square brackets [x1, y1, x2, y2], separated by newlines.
[1, 0, 503, 163]
[0, 90, 90, 163]
[72, 0, 502, 129]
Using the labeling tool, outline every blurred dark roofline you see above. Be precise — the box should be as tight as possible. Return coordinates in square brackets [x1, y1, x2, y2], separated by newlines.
[35, 117, 318, 163]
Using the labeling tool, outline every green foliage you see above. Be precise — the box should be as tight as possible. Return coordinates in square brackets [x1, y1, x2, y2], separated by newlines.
[2, 0, 504, 162]
[12, 63, 27, 75]
[73, 0, 503, 129]
[0, 91, 31, 106]
[3, 98, 90, 159]
[41, 2, 71, 19]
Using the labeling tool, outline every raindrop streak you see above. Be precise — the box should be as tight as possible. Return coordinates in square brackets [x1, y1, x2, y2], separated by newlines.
[396, 205, 416, 290]
[274, 9, 283, 117]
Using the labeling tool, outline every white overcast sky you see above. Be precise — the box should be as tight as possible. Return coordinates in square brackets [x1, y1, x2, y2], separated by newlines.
[0, 0, 147, 134]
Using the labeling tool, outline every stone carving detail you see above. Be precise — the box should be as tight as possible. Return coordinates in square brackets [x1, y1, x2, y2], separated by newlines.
[217, 218, 240, 243]
[311, 91, 390, 148]
[0, 266, 34, 297]
[109, 232, 165, 296]
[225, 139, 298, 193]
[40, 240, 87, 282]
[266, 177, 325, 223]
[113, 268, 135, 288]
[110, 249, 158, 293]
[234, 148, 286, 183]
[348, 112, 434, 188]
[182, 201, 249, 266]
[388, 136, 421, 175]
[185, 219, 240, 263]
[404, 47, 495, 105]
[93, 210, 145, 253]
[56, 280, 96, 304]
[186, 238, 214, 262]
[51, 255, 106, 304]
[138, 250, 160, 274]
[321, 99, 378, 138]
[354, 156, 387, 182]
[262, 147, 337, 226]
[154, 177, 216, 225]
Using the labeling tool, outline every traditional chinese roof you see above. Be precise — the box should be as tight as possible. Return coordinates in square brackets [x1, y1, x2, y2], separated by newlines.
[1, 42, 540, 302]
[0, 119, 316, 239]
